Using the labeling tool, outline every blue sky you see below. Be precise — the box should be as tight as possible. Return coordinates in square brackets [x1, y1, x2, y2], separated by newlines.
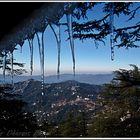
[13, 2, 140, 76]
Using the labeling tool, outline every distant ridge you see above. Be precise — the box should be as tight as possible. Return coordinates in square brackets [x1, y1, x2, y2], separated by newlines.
[0, 73, 114, 85]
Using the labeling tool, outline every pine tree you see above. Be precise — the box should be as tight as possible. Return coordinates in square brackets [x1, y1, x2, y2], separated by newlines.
[0, 51, 27, 76]
[73, 2, 140, 49]
[88, 65, 140, 137]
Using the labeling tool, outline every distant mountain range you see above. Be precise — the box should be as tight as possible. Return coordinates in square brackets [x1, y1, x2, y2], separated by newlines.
[12, 79, 103, 123]
[0, 73, 114, 85]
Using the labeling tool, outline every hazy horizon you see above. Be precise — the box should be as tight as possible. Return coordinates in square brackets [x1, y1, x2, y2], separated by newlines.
[0, 72, 114, 85]
[0, 70, 113, 76]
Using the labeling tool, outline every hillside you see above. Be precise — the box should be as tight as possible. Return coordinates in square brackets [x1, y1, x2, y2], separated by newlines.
[12, 79, 102, 122]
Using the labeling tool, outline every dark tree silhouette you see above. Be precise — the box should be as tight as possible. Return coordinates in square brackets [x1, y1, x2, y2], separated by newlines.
[0, 52, 27, 76]
[88, 65, 140, 137]
[0, 85, 38, 137]
[73, 2, 140, 49]
[112, 64, 140, 88]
